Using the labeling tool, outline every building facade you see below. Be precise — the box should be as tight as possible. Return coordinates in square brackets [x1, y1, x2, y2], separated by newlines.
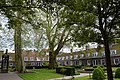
[0, 44, 120, 68]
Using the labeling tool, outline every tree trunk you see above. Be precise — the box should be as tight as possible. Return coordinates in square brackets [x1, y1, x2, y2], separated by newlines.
[49, 51, 57, 69]
[14, 23, 23, 73]
[103, 37, 113, 80]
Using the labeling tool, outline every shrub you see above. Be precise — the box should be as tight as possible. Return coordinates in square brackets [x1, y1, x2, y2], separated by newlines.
[92, 68, 105, 80]
[64, 67, 75, 76]
[115, 67, 120, 78]
[56, 66, 75, 76]
[60, 68, 66, 74]
[97, 66, 105, 76]
[56, 66, 64, 73]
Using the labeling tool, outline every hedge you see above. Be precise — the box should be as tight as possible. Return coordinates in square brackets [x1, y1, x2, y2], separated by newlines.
[115, 67, 120, 78]
[56, 66, 75, 76]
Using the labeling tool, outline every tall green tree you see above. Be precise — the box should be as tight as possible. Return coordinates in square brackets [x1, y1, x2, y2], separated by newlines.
[65, 0, 120, 80]
[33, 2, 74, 69]
[0, 0, 35, 72]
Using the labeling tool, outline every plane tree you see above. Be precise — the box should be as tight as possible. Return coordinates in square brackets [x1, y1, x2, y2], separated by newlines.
[63, 0, 120, 80]
[0, 0, 36, 72]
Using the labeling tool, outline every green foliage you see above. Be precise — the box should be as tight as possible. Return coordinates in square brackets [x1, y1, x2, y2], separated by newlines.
[43, 62, 49, 66]
[19, 69, 63, 80]
[92, 68, 105, 80]
[97, 66, 105, 76]
[56, 66, 75, 76]
[115, 67, 120, 78]
[60, 68, 66, 74]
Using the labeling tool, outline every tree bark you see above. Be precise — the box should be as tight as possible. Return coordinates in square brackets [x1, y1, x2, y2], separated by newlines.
[14, 22, 23, 73]
[103, 37, 113, 80]
[49, 51, 57, 69]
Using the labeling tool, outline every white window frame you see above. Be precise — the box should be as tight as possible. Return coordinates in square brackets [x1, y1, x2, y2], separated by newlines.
[24, 57, 28, 61]
[36, 57, 40, 61]
[101, 59, 105, 65]
[80, 54, 84, 58]
[87, 53, 90, 57]
[93, 60, 97, 66]
[92, 52, 98, 57]
[87, 60, 91, 66]
[30, 57, 34, 61]
[114, 58, 119, 65]
[74, 55, 78, 59]
[102, 51, 105, 57]
[111, 50, 116, 55]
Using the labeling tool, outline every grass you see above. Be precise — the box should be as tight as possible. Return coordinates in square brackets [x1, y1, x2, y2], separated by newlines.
[74, 76, 120, 80]
[18, 67, 120, 80]
[18, 69, 63, 80]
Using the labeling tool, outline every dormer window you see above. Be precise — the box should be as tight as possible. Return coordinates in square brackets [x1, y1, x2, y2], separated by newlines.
[102, 51, 105, 57]
[87, 53, 90, 57]
[110, 50, 116, 55]
[80, 53, 84, 58]
[92, 52, 98, 57]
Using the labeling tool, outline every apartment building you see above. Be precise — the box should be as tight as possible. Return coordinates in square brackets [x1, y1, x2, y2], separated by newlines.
[57, 44, 120, 66]
[0, 44, 120, 67]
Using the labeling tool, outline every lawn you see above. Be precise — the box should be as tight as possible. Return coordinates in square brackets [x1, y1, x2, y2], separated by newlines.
[74, 76, 120, 80]
[19, 68, 120, 80]
[19, 69, 63, 80]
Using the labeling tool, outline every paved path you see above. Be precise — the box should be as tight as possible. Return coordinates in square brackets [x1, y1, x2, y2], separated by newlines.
[49, 73, 89, 80]
[0, 72, 23, 80]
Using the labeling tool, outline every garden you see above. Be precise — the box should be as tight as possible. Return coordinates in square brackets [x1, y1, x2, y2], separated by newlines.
[18, 66, 120, 80]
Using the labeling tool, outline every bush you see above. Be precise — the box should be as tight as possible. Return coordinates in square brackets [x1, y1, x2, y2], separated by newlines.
[97, 66, 105, 76]
[92, 68, 105, 80]
[56, 66, 75, 76]
[56, 66, 64, 73]
[115, 67, 120, 78]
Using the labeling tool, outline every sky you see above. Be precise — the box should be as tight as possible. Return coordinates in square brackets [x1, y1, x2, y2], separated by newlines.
[0, 14, 98, 53]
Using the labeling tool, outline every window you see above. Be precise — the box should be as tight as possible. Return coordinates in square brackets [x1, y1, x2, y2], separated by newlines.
[111, 50, 116, 55]
[30, 57, 34, 61]
[102, 51, 105, 57]
[92, 52, 98, 57]
[74, 55, 78, 59]
[87, 53, 90, 57]
[80, 53, 84, 58]
[24, 57, 28, 61]
[36, 57, 40, 61]
[93, 60, 97, 66]
[87, 60, 91, 65]
[114, 58, 119, 65]
[101, 59, 105, 65]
